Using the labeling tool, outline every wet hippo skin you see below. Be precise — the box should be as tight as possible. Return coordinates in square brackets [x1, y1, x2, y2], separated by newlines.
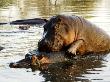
[38, 15, 110, 55]
[9, 15, 110, 68]
[9, 52, 69, 68]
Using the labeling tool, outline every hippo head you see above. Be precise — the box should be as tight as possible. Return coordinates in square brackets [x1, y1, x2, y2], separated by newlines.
[9, 54, 52, 70]
[38, 15, 74, 52]
[9, 52, 70, 70]
[9, 53, 51, 69]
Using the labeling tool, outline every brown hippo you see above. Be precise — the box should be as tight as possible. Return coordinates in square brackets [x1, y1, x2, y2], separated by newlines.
[9, 15, 110, 68]
[38, 15, 110, 55]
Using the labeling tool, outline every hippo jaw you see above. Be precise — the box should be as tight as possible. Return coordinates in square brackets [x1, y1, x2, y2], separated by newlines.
[9, 54, 50, 70]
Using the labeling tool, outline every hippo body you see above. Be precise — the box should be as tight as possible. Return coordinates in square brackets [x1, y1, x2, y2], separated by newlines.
[38, 15, 110, 55]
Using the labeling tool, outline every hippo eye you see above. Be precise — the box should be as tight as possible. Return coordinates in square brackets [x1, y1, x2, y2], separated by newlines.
[43, 24, 48, 32]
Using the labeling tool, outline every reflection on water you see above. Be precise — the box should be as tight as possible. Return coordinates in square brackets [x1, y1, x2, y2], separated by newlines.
[0, 0, 101, 22]
[30, 54, 106, 82]
[0, 0, 110, 82]
[0, 0, 15, 8]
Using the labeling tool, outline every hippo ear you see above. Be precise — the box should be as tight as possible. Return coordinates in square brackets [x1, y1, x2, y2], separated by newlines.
[57, 17, 62, 23]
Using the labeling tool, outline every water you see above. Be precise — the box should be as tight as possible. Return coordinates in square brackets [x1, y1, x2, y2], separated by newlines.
[0, 0, 110, 82]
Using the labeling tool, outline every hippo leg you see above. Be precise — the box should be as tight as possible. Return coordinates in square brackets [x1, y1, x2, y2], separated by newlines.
[67, 39, 85, 55]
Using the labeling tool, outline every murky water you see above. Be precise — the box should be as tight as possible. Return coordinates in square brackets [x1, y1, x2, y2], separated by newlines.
[0, 0, 110, 82]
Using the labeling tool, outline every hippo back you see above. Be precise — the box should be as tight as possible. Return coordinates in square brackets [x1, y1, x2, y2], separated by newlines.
[72, 16, 110, 53]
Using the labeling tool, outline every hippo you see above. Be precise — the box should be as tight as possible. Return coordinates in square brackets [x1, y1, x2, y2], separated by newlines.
[9, 15, 110, 68]
[0, 18, 47, 25]
[38, 15, 110, 55]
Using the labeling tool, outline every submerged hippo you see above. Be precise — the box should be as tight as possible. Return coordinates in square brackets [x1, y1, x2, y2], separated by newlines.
[9, 52, 70, 69]
[9, 51, 104, 71]
[9, 15, 110, 68]
[38, 15, 110, 55]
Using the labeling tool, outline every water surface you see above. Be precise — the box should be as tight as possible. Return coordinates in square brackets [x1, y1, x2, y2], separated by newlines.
[0, 0, 110, 82]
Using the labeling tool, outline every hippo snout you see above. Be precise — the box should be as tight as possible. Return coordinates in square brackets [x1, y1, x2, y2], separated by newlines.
[9, 62, 21, 68]
[9, 58, 31, 68]
[38, 39, 50, 52]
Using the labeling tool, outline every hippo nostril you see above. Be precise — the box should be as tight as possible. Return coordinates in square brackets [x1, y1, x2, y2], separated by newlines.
[9, 62, 19, 68]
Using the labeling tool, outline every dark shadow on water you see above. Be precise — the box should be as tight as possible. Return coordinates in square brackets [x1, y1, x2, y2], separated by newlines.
[30, 53, 107, 82]
[9, 50, 108, 82]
